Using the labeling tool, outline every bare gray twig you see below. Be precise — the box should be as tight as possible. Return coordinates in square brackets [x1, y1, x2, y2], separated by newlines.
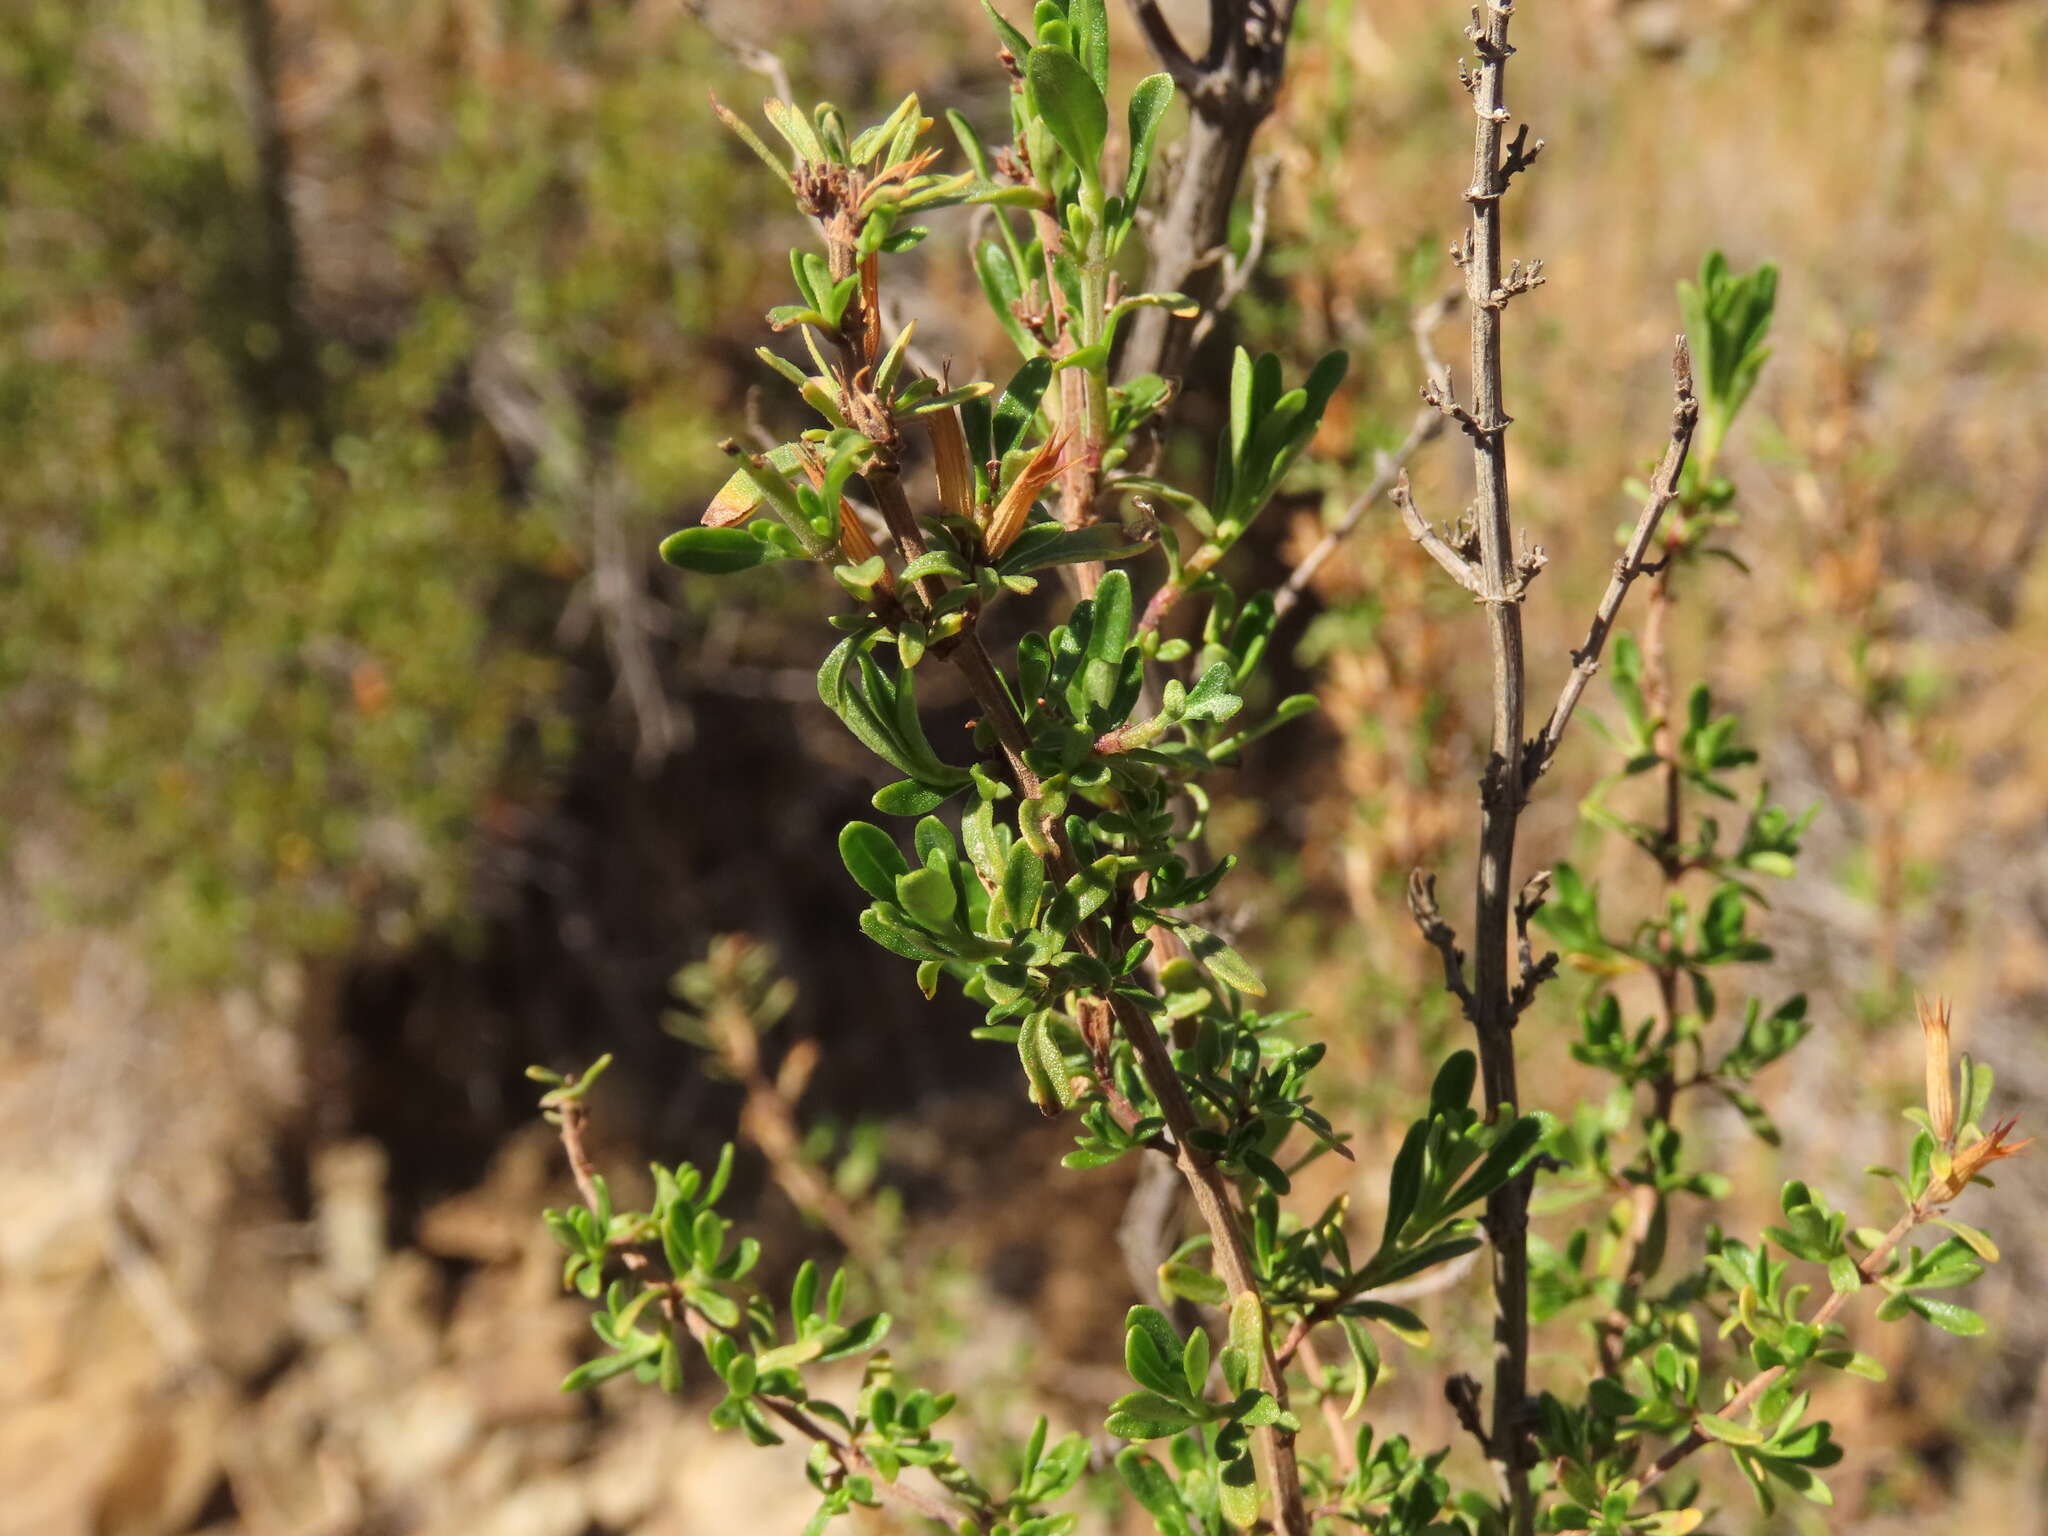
[685, 0, 794, 103]
[1188, 154, 1280, 351]
[474, 333, 688, 770]
[1126, 0, 1206, 93]
[1271, 292, 1458, 624]
[1509, 869, 1557, 1017]
[1393, 472, 1487, 597]
[1444, 5, 1538, 1524]
[1525, 340, 1701, 787]
[1407, 870, 1475, 1019]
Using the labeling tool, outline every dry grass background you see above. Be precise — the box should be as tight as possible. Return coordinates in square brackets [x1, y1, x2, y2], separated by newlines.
[1, 1, 2044, 1533]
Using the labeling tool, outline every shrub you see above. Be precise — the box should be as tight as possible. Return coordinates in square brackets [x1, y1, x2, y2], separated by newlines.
[534, 4, 2025, 1533]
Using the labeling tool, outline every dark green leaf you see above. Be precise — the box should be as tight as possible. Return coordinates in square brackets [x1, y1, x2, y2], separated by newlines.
[660, 525, 786, 574]
[1026, 45, 1108, 180]
[838, 822, 909, 901]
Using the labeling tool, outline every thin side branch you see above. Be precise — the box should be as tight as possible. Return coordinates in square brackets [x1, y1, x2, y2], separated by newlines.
[1294, 1331, 1361, 1478]
[1446, 1374, 1493, 1462]
[1126, 0, 1206, 92]
[1272, 292, 1458, 624]
[1408, 870, 1476, 1019]
[759, 1396, 978, 1530]
[684, 0, 795, 103]
[1525, 339, 1700, 787]
[1508, 869, 1557, 1017]
[1189, 154, 1280, 350]
[1500, 123, 1544, 186]
[1393, 471, 1487, 597]
[1275, 1245, 1483, 1368]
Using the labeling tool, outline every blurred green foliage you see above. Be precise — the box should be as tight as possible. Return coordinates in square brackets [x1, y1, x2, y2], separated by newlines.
[0, 1, 776, 977]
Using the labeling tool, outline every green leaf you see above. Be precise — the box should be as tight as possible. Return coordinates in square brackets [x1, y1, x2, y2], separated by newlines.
[1085, 568, 1135, 685]
[1698, 1412, 1764, 1447]
[1380, 1120, 1427, 1247]
[1018, 1009, 1075, 1110]
[1914, 1297, 1986, 1336]
[763, 99, 826, 164]
[1114, 1448, 1189, 1528]
[1178, 922, 1264, 996]
[873, 779, 953, 816]
[561, 1350, 646, 1392]
[1429, 1050, 1477, 1113]
[1216, 1452, 1261, 1529]
[1447, 1114, 1544, 1211]
[974, 241, 1037, 357]
[1227, 1291, 1263, 1371]
[1001, 839, 1046, 931]
[896, 866, 959, 928]
[1182, 1327, 1211, 1398]
[1125, 1314, 1187, 1399]
[838, 822, 909, 901]
[860, 906, 952, 962]
[1124, 73, 1174, 207]
[1105, 1390, 1198, 1440]
[1070, 0, 1109, 91]
[1827, 1350, 1887, 1381]
[1344, 1299, 1431, 1348]
[1241, 1148, 1291, 1194]
[1127, 1305, 1185, 1374]
[980, 0, 1033, 61]
[1026, 45, 1108, 181]
[1233, 1390, 1282, 1428]
[1931, 1217, 2000, 1263]
[995, 357, 1055, 457]
[659, 525, 785, 574]
[946, 107, 993, 178]
[1158, 1261, 1230, 1307]
[818, 1311, 892, 1362]
[1180, 660, 1243, 723]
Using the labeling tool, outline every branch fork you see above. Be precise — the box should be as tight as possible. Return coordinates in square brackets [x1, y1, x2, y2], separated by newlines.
[1501, 124, 1545, 185]
[1393, 472, 1486, 597]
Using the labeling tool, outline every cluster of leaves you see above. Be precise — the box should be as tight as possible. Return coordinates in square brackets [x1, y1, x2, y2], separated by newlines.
[671, 1, 1352, 1277]
[1109, 1297, 1300, 1529]
[631, 3, 1514, 1527]
[533, 1055, 1089, 1536]
[1243, 1052, 1543, 1339]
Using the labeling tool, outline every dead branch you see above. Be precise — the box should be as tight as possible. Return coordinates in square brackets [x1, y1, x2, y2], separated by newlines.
[1525, 339, 1700, 787]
